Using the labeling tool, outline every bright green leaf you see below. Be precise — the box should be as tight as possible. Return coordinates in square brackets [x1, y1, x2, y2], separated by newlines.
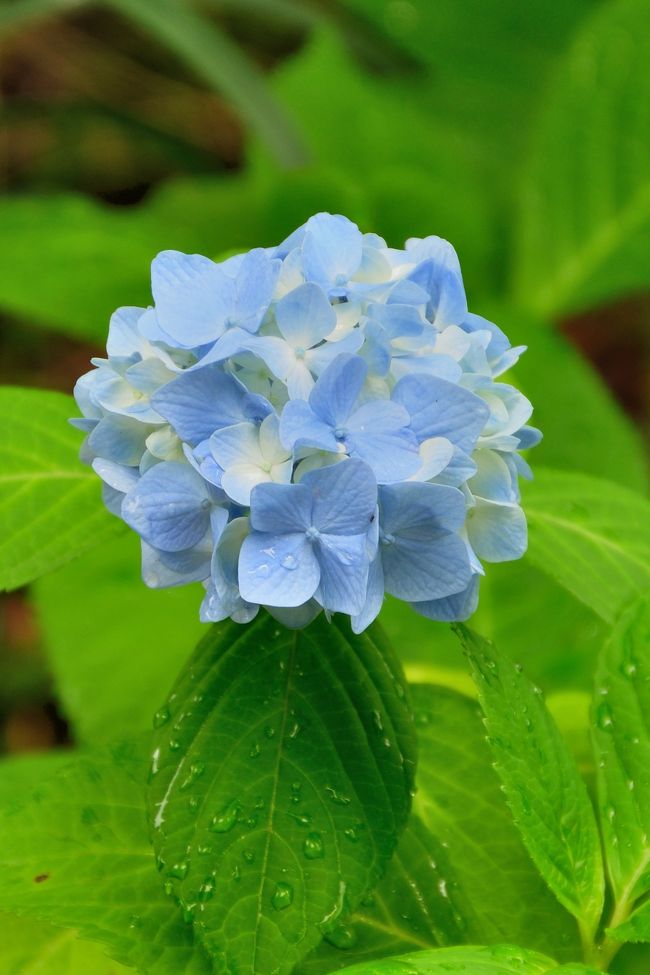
[593, 594, 650, 917]
[412, 685, 580, 958]
[0, 740, 211, 975]
[34, 533, 203, 745]
[1, 912, 131, 975]
[316, 943, 573, 975]
[460, 626, 604, 938]
[610, 899, 650, 943]
[0, 387, 119, 591]
[523, 469, 650, 623]
[148, 614, 416, 975]
[514, 0, 650, 316]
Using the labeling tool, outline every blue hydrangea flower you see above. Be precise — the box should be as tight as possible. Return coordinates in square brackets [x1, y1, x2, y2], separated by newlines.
[73, 211, 540, 631]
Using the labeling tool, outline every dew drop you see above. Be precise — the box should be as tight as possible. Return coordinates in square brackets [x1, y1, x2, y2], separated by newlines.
[250, 743, 261, 759]
[198, 878, 215, 902]
[271, 881, 294, 911]
[168, 860, 189, 880]
[210, 800, 240, 833]
[163, 880, 174, 897]
[303, 832, 324, 860]
[324, 924, 357, 950]
[153, 706, 171, 729]
[326, 787, 351, 806]
[243, 849, 255, 864]
[264, 726, 276, 740]
[281, 554, 298, 570]
[596, 701, 614, 730]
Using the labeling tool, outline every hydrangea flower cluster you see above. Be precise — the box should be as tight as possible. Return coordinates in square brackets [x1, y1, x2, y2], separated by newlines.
[73, 212, 540, 632]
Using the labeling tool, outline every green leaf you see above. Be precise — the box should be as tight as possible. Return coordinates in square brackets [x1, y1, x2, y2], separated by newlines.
[460, 626, 604, 939]
[514, 0, 650, 316]
[1, 912, 131, 975]
[411, 685, 580, 958]
[610, 899, 650, 943]
[299, 814, 469, 974]
[0, 0, 89, 34]
[148, 614, 416, 975]
[523, 469, 650, 624]
[34, 533, 204, 744]
[593, 594, 650, 921]
[315, 943, 583, 974]
[106, 0, 306, 169]
[0, 749, 77, 807]
[0, 387, 119, 591]
[0, 178, 265, 341]
[0, 740, 211, 975]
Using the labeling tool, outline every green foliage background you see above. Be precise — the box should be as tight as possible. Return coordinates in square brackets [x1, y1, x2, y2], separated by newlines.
[1, 1, 649, 973]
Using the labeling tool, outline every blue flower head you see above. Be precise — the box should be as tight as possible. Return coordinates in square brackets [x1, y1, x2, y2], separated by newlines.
[73, 213, 540, 631]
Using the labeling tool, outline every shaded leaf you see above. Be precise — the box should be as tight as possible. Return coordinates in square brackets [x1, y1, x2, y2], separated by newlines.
[515, 0, 650, 315]
[148, 614, 416, 975]
[610, 899, 650, 943]
[0, 387, 119, 591]
[412, 685, 580, 958]
[523, 469, 650, 623]
[460, 626, 604, 938]
[35, 533, 203, 745]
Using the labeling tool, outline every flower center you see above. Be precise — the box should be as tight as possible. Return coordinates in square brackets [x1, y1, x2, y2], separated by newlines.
[294, 347, 306, 359]
[334, 427, 348, 441]
[305, 526, 320, 542]
[379, 529, 396, 546]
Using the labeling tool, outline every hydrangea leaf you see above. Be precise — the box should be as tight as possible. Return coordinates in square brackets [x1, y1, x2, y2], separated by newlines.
[311, 944, 596, 975]
[592, 594, 650, 918]
[411, 685, 580, 958]
[34, 533, 204, 745]
[610, 899, 650, 943]
[2, 913, 131, 975]
[147, 613, 416, 975]
[459, 626, 604, 939]
[514, 0, 650, 316]
[0, 387, 120, 592]
[0, 741, 212, 975]
[523, 469, 650, 624]
[298, 814, 470, 975]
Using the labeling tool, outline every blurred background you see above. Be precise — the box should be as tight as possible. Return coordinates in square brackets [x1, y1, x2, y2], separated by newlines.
[0, 0, 649, 758]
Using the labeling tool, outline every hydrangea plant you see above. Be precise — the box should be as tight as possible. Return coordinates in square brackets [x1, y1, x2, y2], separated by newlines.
[73, 212, 539, 632]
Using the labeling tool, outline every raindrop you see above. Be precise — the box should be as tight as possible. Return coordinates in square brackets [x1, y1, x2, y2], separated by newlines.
[281, 554, 298, 570]
[303, 832, 324, 860]
[372, 711, 384, 733]
[243, 849, 256, 864]
[128, 914, 142, 930]
[264, 726, 276, 740]
[596, 701, 614, 730]
[290, 812, 312, 828]
[271, 882, 294, 911]
[168, 861, 189, 880]
[210, 800, 240, 833]
[153, 706, 171, 729]
[197, 844, 213, 857]
[324, 924, 357, 950]
[250, 743, 261, 759]
[180, 762, 206, 790]
[163, 880, 174, 897]
[198, 878, 215, 902]
[169, 739, 181, 752]
[232, 865, 241, 882]
[325, 787, 351, 806]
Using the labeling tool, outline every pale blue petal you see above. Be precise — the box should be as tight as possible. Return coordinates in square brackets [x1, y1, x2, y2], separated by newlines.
[151, 250, 232, 347]
[315, 532, 369, 615]
[276, 282, 336, 348]
[210, 422, 262, 471]
[303, 458, 377, 535]
[467, 500, 527, 562]
[142, 537, 212, 588]
[366, 303, 424, 339]
[106, 306, 146, 357]
[249, 481, 312, 534]
[347, 429, 420, 483]
[517, 425, 543, 449]
[266, 601, 322, 629]
[412, 574, 480, 622]
[351, 553, 384, 634]
[309, 353, 366, 427]
[304, 328, 364, 377]
[92, 457, 139, 494]
[280, 399, 338, 452]
[152, 364, 272, 445]
[88, 415, 151, 466]
[121, 461, 211, 552]
[301, 213, 363, 289]
[233, 248, 281, 333]
[393, 374, 489, 452]
[239, 531, 320, 606]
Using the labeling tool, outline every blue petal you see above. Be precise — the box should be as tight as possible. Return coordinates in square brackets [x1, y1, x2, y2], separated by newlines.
[351, 552, 384, 634]
[232, 248, 281, 333]
[279, 399, 338, 453]
[249, 481, 312, 534]
[152, 364, 272, 445]
[121, 461, 213, 552]
[301, 213, 363, 289]
[239, 531, 320, 606]
[266, 601, 322, 629]
[412, 574, 480, 622]
[309, 353, 366, 427]
[142, 538, 212, 588]
[393, 374, 489, 452]
[151, 250, 233, 347]
[302, 458, 377, 535]
[276, 282, 336, 349]
[467, 500, 528, 562]
[315, 532, 369, 615]
[88, 415, 151, 466]
[346, 400, 419, 483]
